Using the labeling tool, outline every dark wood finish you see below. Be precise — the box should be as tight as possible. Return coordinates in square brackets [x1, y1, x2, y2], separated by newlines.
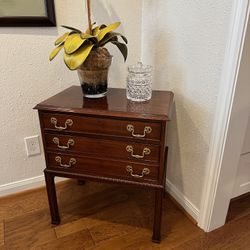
[35, 86, 174, 243]
[163, 147, 169, 195]
[45, 133, 160, 163]
[35, 86, 174, 121]
[44, 171, 60, 225]
[0, 0, 56, 27]
[77, 180, 86, 185]
[47, 152, 159, 183]
[44, 168, 164, 189]
[152, 188, 164, 243]
[42, 114, 162, 141]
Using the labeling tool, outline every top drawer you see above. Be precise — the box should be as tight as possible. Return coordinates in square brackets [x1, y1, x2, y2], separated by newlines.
[40, 113, 161, 141]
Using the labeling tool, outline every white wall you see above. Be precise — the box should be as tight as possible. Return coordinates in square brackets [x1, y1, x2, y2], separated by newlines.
[0, 0, 142, 192]
[142, 0, 233, 209]
[232, 17, 250, 198]
[233, 119, 250, 197]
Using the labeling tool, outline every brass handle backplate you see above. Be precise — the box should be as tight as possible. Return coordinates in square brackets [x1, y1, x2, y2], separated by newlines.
[51, 117, 73, 131]
[53, 137, 75, 150]
[126, 145, 151, 159]
[127, 124, 152, 138]
[126, 165, 150, 178]
[55, 156, 76, 168]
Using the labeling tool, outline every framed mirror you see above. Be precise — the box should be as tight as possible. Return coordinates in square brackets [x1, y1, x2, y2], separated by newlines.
[0, 0, 56, 26]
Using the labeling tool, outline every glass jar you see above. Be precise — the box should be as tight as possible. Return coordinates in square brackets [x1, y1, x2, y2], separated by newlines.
[126, 62, 153, 102]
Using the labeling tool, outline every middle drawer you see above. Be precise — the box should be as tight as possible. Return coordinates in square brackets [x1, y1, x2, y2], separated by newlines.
[45, 133, 160, 164]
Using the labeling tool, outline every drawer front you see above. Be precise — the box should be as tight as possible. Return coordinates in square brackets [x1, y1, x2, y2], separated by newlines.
[41, 113, 161, 141]
[47, 153, 159, 184]
[45, 134, 160, 163]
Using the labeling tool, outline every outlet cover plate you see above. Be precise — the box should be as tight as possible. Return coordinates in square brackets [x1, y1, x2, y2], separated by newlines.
[24, 135, 41, 157]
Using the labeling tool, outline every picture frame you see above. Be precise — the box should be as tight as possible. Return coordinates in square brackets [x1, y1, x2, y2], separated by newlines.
[0, 0, 56, 27]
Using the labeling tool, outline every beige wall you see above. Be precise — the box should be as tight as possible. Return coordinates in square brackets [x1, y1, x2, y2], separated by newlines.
[0, 0, 238, 210]
[142, 0, 233, 208]
[0, 0, 142, 188]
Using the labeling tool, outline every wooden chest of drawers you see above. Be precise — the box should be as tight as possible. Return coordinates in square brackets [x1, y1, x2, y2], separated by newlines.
[35, 86, 174, 243]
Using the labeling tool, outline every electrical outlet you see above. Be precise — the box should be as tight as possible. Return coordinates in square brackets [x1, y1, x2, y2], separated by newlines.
[24, 135, 41, 156]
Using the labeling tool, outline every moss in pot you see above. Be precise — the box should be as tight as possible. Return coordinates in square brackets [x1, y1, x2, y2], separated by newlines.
[49, 0, 128, 98]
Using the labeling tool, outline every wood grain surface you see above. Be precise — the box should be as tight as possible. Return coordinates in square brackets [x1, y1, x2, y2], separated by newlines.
[35, 86, 174, 121]
[0, 221, 4, 247]
[45, 133, 161, 163]
[41, 113, 162, 142]
[47, 152, 159, 184]
[0, 181, 249, 249]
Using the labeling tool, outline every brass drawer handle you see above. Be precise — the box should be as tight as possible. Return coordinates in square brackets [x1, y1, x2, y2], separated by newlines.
[126, 145, 151, 159]
[55, 156, 76, 168]
[127, 124, 152, 138]
[126, 165, 150, 178]
[53, 137, 75, 150]
[51, 117, 73, 131]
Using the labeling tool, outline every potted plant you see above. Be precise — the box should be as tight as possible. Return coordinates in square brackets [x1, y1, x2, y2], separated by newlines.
[49, 0, 128, 98]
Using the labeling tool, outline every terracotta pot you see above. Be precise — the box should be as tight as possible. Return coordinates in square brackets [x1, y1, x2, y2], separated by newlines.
[77, 48, 112, 98]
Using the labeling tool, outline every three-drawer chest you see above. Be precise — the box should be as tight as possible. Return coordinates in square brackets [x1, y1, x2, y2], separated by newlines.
[35, 86, 174, 243]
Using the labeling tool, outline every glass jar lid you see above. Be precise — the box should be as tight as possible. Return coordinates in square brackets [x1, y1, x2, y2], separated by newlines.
[128, 62, 152, 74]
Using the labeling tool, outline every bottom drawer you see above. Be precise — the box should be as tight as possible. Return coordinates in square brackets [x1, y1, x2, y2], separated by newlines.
[47, 153, 159, 184]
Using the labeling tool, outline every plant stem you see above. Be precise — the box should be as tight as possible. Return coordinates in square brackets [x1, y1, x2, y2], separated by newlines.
[86, 0, 92, 34]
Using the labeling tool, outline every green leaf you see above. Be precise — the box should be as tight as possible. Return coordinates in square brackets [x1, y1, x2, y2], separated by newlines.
[80, 33, 98, 43]
[111, 41, 128, 61]
[92, 26, 100, 36]
[81, 33, 95, 39]
[119, 35, 128, 44]
[97, 22, 121, 42]
[61, 25, 82, 33]
[55, 32, 69, 46]
[91, 24, 107, 36]
[100, 32, 128, 46]
[64, 34, 86, 54]
[99, 24, 107, 29]
[49, 44, 64, 61]
[113, 32, 128, 44]
[99, 33, 117, 46]
[85, 22, 97, 34]
[88, 24, 106, 36]
[64, 44, 94, 70]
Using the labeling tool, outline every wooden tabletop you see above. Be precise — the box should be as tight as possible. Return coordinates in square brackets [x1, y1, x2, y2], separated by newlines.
[35, 86, 174, 121]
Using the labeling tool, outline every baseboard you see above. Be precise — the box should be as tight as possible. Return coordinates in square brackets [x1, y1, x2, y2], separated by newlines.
[0, 175, 65, 198]
[166, 179, 200, 221]
[232, 182, 250, 198]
